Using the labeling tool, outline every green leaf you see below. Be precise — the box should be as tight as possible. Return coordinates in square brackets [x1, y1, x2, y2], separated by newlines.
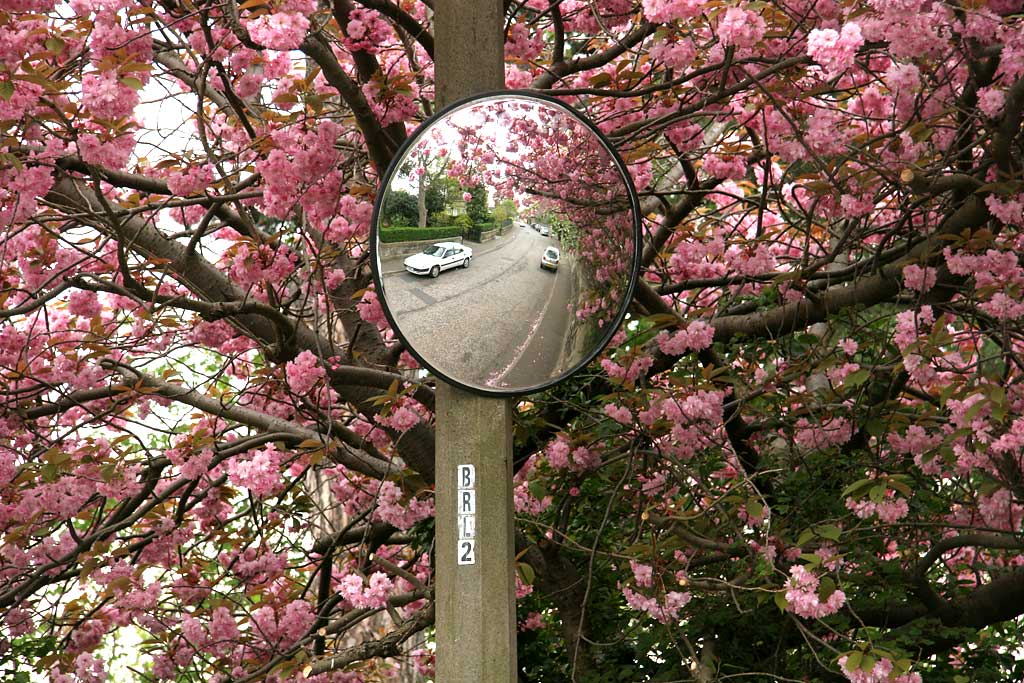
[841, 368, 871, 389]
[844, 652, 862, 671]
[774, 591, 789, 612]
[865, 417, 887, 437]
[120, 76, 144, 90]
[860, 654, 876, 672]
[796, 528, 815, 547]
[799, 553, 822, 568]
[816, 524, 841, 541]
[517, 562, 535, 585]
[0, 81, 14, 101]
[840, 478, 874, 499]
[746, 498, 764, 519]
[45, 36, 66, 52]
[868, 484, 886, 503]
[817, 576, 836, 601]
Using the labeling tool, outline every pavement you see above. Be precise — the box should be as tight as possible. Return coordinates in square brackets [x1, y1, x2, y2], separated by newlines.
[379, 225, 576, 391]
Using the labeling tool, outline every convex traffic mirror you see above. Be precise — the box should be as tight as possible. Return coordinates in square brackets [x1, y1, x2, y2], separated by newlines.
[371, 92, 641, 396]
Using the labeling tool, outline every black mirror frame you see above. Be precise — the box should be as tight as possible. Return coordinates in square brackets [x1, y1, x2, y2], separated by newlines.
[369, 89, 642, 397]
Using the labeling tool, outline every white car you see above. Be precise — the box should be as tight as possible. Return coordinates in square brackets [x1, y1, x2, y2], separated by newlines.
[541, 246, 560, 271]
[404, 242, 473, 277]
[540, 226, 550, 236]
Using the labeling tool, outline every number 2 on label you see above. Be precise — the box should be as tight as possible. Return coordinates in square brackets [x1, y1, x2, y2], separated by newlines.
[457, 539, 476, 565]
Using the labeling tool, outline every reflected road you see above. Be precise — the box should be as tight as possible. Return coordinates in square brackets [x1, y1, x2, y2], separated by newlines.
[381, 227, 574, 389]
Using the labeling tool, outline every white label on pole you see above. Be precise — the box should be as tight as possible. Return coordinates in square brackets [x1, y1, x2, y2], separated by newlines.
[457, 539, 476, 565]
[458, 514, 476, 539]
[456, 464, 477, 565]
[457, 464, 475, 489]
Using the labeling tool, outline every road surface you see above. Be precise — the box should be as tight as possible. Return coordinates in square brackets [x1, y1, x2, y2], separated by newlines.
[380, 226, 575, 390]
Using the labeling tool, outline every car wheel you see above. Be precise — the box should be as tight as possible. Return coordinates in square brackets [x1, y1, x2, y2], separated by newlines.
[462, 258, 470, 268]
[430, 265, 440, 278]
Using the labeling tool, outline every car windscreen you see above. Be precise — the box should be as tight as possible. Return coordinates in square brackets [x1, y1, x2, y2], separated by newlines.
[544, 249, 559, 258]
[422, 246, 445, 256]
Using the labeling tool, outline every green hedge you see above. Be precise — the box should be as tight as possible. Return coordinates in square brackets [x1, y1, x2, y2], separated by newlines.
[379, 225, 464, 243]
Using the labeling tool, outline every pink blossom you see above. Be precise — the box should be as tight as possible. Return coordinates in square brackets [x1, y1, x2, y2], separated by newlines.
[793, 417, 854, 449]
[846, 490, 910, 523]
[656, 321, 715, 356]
[357, 290, 387, 327]
[74, 653, 106, 683]
[902, 264, 937, 293]
[784, 565, 846, 618]
[601, 355, 654, 382]
[977, 87, 1006, 118]
[546, 436, 572, 469]
[167, 164, 214, 196]
[985, 194, 1023, 226]
[226, 446, 285, 498]
[520, 612, 544, 630]
[702, 154, 748, 180]
[286, 349, 325, 394]
[630, 560, 653, 587]
[339, 571, 394, 609]
[246, 11, 310, 51]
[641, 0, 705, 23]
[717, 8, 766, 48]
[838, 654, 922, 683]
[807, 23, 865, 76]
[78, 132, 135, 170]
[892, 306, 934, 351]
[622, 585, 691, 623]
[385, 405, 420, 432]
[67, 290, 102, 318]
[649, 38, 696, 70]
[604, 403, 632, 425]
[81, 71, 139, 120]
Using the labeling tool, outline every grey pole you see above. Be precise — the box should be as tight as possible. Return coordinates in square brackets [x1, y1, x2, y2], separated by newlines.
[432, 2, 517, 682]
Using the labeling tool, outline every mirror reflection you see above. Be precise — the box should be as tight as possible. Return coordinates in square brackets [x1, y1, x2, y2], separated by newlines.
[373, 94, 639, 394]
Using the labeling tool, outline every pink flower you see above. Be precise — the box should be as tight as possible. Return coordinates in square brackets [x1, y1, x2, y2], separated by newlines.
[717, 8, 766, 48]
[246, 11, 310, 51]
[462, 191, 472, 202]
[656, 321, 715, 356]
[977, 87, 1006, 118]
[546, 436, 572, 469]
[81, 71, 139, 120]
[807, 23, 865, 77]
[784, 565, 846, 618]
[641, 0, 705, 23]
[285, 350, 325, 394]
[167, 164, 213, 196]
[838, 654, 922, 683]
[604, 403, 632, 425]
[902, 264, 937, 293]
[68, 290, 102, 319]
[630, 560, 653, 587]
[226, 446, 285, 498]
[520, 612, 544, 630]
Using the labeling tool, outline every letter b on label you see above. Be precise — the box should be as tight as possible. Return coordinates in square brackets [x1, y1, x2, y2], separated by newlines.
[458, 464, 475, 489]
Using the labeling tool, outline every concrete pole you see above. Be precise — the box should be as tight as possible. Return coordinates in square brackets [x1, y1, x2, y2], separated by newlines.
[432, 3, 516, 682]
